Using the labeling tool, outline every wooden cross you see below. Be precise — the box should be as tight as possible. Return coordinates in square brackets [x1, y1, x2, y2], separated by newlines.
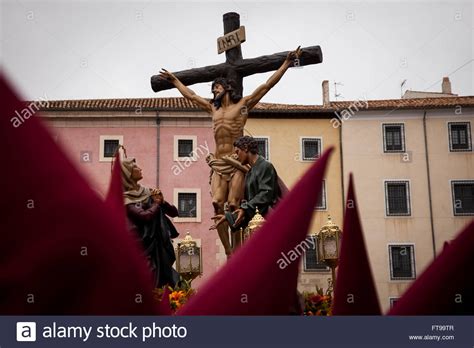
[150, 12, 323, 97]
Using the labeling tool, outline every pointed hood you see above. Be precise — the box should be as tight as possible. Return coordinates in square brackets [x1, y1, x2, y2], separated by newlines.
[180, 148, 334, 315]
[0, 75, 161, 314]
[332, 174, 381, 315]
[388, 219, 474, 315]
[158, 287, 173, 316]
[105, 151, 127, 227]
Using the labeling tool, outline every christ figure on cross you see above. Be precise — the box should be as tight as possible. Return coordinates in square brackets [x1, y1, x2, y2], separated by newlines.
[158, 46, 302, 257]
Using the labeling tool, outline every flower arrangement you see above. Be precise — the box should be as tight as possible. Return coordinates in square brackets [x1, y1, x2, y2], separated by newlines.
[153, 280, 195, 313]
[303, 285, 332, 316]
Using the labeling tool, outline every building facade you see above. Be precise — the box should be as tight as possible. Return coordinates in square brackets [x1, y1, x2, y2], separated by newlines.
[38, 93, 474, 309]
[245, 112, 344, 292]
[338, 97, 474, 311]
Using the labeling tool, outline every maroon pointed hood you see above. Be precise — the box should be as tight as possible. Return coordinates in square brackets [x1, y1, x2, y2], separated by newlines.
[0, 75, 161, 314]
[158, 287, 173, 316]
[105, 152, 127, 227]
[180, 148, 334, 315]
[388, 219, 474, 315]
[332, 174, 381, 315]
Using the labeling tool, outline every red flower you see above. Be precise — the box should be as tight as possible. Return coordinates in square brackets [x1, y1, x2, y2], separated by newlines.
[310, 295, 323, 304]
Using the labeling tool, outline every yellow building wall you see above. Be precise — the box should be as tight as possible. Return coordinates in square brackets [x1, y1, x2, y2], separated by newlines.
[342, 112, 434, 311]
[342, 108, 474, 312]
[247, 116, 343, 292]
[425, 109, 474, 249]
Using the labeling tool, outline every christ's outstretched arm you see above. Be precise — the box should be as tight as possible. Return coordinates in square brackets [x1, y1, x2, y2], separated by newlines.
[158, 69, 212, 113]
[243, 46, 302, 110]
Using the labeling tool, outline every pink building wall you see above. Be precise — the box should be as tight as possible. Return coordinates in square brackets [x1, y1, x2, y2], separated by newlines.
[49, 126, 158, 196]
[46, 113, 220, 288]
[158, 126, 218, 288]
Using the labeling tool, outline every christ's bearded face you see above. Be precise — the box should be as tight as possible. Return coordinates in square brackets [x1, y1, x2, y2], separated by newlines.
[212, 83, 226, 100]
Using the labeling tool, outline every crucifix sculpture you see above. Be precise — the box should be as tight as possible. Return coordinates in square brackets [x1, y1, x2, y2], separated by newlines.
[151, 12, 322, 97]
[151, 12, 323, 257]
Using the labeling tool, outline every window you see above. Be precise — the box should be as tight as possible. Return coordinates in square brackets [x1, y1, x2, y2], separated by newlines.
[255, 137, 269, 160]
[385, 181, 411, 216]
[315, 180, 327, 210]
[301, 137, 322, 161]
[389, 244, 416, 280]
[383, 124, 405, 152]
[178, 139, 194, 158]
[178, 193, 197, 217]
[451, 181, 474, 216]
[448, 122, 471, 152]
[389, 297, 400, 308]
[173, 188, 201, 222]
[303, 236, 330, 272]
[104, 140, 119, 157]
[174, 136, 197, 161]
[99, 135, 123, 162]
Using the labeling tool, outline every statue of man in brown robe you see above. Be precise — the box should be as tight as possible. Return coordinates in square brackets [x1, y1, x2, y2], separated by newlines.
[159, 46, 302, 256]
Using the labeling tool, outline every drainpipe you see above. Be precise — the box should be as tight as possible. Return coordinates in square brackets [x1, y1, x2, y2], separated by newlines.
[156, 111, 161, 188]
[339, 124, 345, 218]
[423, 110, 436, 258]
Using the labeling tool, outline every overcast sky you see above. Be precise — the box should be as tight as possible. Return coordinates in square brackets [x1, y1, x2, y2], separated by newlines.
[1, 0, 473, 104]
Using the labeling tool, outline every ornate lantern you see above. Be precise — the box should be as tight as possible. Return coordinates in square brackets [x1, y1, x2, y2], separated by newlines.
[231, 207, 266, 251]
[317, 215, 342, 285]
[243, 207, 265, 242]
[176, 232, 202, 282]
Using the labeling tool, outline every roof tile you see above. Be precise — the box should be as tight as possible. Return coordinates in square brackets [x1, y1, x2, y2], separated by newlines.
[31, 96, 474, 113]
